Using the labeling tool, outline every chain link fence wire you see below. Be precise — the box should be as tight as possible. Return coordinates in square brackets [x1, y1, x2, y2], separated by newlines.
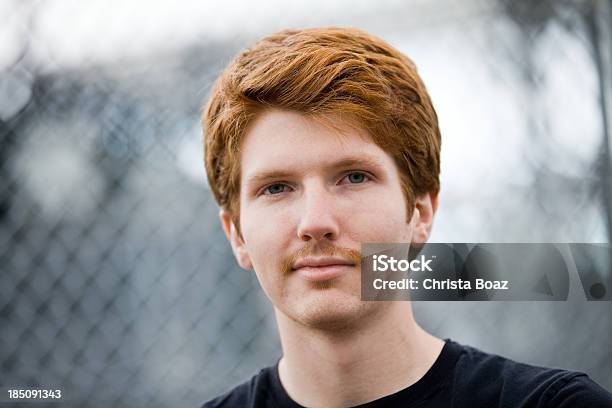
[1, 1, 611, 407]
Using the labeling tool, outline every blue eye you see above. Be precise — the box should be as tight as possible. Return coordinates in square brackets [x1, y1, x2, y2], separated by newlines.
[263, 184, 286, 195]
[345, 172, 368, 184]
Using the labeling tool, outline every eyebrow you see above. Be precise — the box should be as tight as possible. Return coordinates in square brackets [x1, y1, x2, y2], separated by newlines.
[244, 155, 387, 188]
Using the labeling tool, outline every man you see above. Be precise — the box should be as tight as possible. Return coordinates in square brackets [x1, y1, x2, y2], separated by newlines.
[200, 27, 612, 407]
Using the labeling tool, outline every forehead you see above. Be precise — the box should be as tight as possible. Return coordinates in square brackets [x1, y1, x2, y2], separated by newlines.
[240, 110, 394, 179]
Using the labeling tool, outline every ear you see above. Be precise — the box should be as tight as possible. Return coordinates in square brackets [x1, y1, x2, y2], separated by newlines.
[219, 209, 253, 270]
[410, 192, 438, 245]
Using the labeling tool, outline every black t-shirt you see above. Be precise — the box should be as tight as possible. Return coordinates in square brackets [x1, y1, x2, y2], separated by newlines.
[201, 339, 612, 407]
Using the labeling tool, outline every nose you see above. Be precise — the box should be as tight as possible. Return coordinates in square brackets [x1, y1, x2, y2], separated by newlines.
[296, 184, 340, 242]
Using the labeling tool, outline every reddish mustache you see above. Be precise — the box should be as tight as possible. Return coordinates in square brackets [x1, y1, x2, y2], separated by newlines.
[281, 244, 361, 275]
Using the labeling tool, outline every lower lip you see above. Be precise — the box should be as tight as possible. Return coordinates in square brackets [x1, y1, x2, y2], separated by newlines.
[294, 265, 353, 282]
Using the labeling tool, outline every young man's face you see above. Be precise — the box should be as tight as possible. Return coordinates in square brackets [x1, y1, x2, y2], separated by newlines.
[221, 109, 435, 330]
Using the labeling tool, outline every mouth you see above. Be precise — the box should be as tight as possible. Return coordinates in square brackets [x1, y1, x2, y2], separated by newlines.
[292, 258, 356, 282]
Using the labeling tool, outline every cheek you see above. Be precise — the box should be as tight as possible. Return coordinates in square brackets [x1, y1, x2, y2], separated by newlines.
[240, 205, 291, 268]
[239, 205, 295, 300]
[377, 207, 411, 240]
[346, 189, 412, 242]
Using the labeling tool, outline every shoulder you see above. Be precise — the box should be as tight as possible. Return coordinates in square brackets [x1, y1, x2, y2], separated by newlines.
[547, 372, 612, 407]
[447, 340, 612, 407]
[200, 380, 252, 408]
[200, 366, 274, 408]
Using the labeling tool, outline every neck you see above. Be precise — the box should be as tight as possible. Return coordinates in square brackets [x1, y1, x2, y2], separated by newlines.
[275, 302, 444, 407]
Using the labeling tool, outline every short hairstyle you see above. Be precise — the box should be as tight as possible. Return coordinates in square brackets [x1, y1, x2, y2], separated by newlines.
[202, 27, 441, 233]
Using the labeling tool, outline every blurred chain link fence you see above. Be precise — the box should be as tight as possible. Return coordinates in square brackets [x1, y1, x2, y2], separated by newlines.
[1, 1, 611, 407]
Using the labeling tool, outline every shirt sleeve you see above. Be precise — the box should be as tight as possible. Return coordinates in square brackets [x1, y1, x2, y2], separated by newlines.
[548, 374, 612, 407]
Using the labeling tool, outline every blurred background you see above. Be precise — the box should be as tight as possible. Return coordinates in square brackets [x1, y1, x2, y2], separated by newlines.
[1, 0, 611, 406]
